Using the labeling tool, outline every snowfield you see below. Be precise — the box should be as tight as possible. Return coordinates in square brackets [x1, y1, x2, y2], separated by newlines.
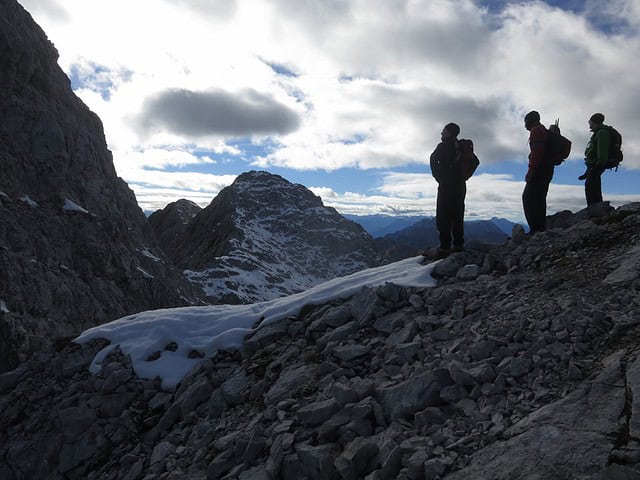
[76, 256, 438, 390]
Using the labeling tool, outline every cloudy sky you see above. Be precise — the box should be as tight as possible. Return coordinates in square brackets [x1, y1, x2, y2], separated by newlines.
[20, 0, 640, 221]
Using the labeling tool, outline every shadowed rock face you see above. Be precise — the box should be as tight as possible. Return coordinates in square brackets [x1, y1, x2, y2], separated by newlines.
[0, 0, 204, 371]
[148, 199, 202, 257]
[162, 171, 382, 304]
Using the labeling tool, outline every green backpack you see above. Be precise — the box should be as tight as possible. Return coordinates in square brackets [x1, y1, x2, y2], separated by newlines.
[605, 126, 623, 170]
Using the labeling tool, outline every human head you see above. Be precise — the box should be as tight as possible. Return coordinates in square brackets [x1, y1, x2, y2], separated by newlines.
[441, 122, 460, 140]
[524, 111, 540, 131]
[589, 112, 604, 131]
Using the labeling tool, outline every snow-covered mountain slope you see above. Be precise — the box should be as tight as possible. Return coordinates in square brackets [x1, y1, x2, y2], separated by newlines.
[167, 171, 382, 303]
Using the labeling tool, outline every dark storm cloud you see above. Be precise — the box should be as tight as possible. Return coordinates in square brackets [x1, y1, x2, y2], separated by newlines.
[138, 88, 301, 138]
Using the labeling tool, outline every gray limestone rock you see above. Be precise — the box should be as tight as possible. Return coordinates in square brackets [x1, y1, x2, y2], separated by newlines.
[221, 372, 252, 406]
[457, 264, 480, 280]
[334, 344, 371, 362]
[244, 318, 292, 354]
[265, 364, 319, 405]
[349, 287, 382, 327]
[297, 398, 341, 426]
[318, 321, 359, 350]
[151, 441, 176, 465]
[604, 245, 640, 285]
[295, 443, 341, 480]
[511, 224, 526, 243]
[432, 254, 468, 279]
[375, 372, 446, 421]
[335, 437, 380, 480]
[447, 351, 627, 479]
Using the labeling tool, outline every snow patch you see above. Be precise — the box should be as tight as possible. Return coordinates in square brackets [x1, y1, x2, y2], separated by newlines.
[0, 300, 9, 313]
[136, 267, 155, 279]
[19, 195, 39, 208]
[76, 256, 437, 390]
[62, 198, 89, 214]
[140, 249, 162, 262]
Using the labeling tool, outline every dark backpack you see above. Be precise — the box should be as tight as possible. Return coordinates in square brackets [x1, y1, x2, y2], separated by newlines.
[605, 125, 623, 170]
[456, 139, 480, 180]
[546, 119, 572, 166]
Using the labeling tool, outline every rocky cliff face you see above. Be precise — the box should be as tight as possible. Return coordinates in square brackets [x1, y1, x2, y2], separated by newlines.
[148, 199, 202, 258]
[0, 0, 203, 372]
[165, 171, 381, 304]
[2, 202, 640, 479]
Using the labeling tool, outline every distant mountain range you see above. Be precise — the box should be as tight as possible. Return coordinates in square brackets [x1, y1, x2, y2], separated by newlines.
[347, 214, 519, 238]
[343, 214, 428, 238]
[489, 216, 522, 235]
[373, 217, 510, 262]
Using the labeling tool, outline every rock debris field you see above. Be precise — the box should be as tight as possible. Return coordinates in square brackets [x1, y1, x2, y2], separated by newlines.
[2, 202, 640, 480]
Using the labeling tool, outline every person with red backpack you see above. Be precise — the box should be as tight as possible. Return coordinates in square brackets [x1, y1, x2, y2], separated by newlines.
[522, 110, 554, 234]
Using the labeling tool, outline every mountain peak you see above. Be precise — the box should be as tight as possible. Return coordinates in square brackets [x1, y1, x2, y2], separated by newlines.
[228, 170, 323, 210]
[158, 170, 380, 303]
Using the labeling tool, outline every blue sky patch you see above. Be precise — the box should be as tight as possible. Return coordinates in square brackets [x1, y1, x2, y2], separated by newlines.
[69, 62, 132, 101]
[263, 59, 299, 78]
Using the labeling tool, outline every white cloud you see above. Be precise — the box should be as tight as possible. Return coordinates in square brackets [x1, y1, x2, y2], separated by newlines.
[313, 171, 639, 221]
[20, 0, 640, 217]
[19, 0, 68, 21]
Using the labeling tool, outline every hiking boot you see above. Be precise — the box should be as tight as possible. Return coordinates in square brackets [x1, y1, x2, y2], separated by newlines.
[451, 245, 465, 253]
[433, 247, 451, 260]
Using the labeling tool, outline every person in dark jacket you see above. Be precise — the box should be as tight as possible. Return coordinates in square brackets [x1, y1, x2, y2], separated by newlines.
[522, 110, 554, 234]
[581, 112, 609, 205]
[430, 122, 465, 257]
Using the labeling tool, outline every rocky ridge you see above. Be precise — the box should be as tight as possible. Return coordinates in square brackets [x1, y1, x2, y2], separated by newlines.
[2, 202, 640, 479]
[0, 0, 204, 372]
[148, 199, 202, 258]
[164, 171, 381, 304]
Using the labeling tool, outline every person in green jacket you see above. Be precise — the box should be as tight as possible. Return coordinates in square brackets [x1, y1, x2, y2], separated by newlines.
[580, 112, 609, 206]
